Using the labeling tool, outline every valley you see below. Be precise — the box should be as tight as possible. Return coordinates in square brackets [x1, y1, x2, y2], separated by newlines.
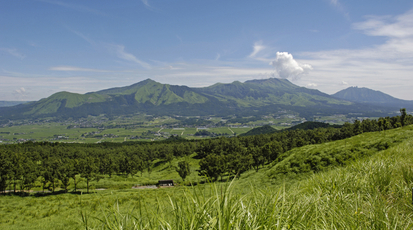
[0, 112, 372, 144]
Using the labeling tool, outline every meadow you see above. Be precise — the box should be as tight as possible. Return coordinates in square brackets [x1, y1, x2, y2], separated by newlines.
[1, 125, 413, 229]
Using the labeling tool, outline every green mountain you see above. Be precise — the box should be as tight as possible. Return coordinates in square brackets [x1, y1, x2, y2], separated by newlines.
[0, 78, 390, 121]
[332, 86, 413, 109]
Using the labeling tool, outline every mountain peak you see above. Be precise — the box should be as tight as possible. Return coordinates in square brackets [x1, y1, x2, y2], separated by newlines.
[332, 86, 413, 109]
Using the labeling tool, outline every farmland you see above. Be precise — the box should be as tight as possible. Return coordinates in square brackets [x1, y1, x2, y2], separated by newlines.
[0, 112, 374, 144]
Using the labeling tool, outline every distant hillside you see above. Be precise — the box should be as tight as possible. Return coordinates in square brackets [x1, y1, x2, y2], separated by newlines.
[239, 125, 277, 137]
[0, 78, 390, 121]
[332, 86, 413, 109]
[240, 121, 342, 137]
[0, 101, 29, 107]
[285, 121, 342, 131]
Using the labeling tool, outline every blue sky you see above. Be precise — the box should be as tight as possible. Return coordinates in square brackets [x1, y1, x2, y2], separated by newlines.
[1, 0, 413, 101]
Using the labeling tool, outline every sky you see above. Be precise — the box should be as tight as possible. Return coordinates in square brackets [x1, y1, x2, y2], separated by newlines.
[1, 0, 413, 101]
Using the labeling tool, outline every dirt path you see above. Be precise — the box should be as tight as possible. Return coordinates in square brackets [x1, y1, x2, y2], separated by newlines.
[228, 127, 234, 134]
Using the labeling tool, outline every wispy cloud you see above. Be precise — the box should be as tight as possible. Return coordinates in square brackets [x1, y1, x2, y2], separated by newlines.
[141, 0, 150, 7]
[297, 8, 413, 99]
[328, 0, 349, 20]
[353, 10, 413, 39]
[106, 44, 151, 69]
[329, 0, 339, 6]
[176, 35, 183, 43]
[0, 48, 26, 60]
[49, 66, 111, 72]
[38, 0, 106, 16]
[69, 29, 96, 46]
[249, 41, 266, 58]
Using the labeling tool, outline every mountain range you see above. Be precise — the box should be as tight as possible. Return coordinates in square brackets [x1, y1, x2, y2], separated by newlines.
[0, 78, 403, 121]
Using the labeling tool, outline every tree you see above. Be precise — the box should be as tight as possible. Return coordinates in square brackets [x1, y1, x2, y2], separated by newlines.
[80, 157, 100, 193]
[400, 108, 407, 127]
[58, 159, 75, 192]
[20, 158, 38, 192]
[0, 150, 11, 193]
[250, 146, 265, 172]
[176, 160, 191, 181]
[10, 152, 24, 193]
[353, 120, 363, 135]
[226, 153, 253, 178]
[262, 141, 283, 163]
[198, 154, 225, 181]
[71, 159, 82, 192]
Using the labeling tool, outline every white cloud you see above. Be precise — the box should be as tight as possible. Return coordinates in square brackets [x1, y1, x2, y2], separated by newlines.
[269, 52, 312, 80]
[0, 48, 26, 60]
[306, 83, 317, 88]
[340, 81, 348, 85]
[15, 87, 26, 94]
[49, 66, 111, 72]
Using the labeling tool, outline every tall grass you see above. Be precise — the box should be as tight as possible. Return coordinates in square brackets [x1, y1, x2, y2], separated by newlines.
[84, 135, 413, 229]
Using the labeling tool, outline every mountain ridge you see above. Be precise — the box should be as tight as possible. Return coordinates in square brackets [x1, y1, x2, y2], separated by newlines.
[0, 78, 396, 121]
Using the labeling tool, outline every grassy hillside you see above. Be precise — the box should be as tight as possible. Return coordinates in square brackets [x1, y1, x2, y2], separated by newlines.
[2, 126, 413, 229]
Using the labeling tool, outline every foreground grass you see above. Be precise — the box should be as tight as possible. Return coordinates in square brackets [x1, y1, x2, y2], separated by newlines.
[82, 132, 413, 229]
